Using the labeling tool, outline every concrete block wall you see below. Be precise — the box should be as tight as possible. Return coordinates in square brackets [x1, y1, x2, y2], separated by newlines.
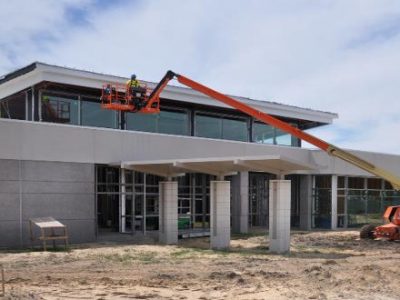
[210, 181, 231, 249]
[269, 180, 291, 253]
[159, 181, 178, 245]
[0, 159, 95, 248]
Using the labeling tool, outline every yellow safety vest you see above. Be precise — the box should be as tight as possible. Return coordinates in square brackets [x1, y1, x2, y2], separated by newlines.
[126, 79, 140, 88]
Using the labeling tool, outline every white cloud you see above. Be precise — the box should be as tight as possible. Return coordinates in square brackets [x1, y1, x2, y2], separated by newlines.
[1, 0, 400, 154]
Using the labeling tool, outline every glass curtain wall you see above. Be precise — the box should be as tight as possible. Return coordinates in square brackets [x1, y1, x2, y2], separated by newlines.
[195, 113, 248, 142]
[41, 94, 79, 124]
[314, 175, 400, 229]
[35, 90, 304, 148]
[339, 177, 400, 227]
[96, 166, 213, 235]
[96, 166, 120, 232]
[253, 122, 299, 146]
[81, 97, 118, 128]
[41, 93, 118, 128]
[177, 174, 212, 231]
[0, 93, 26, 120]
[312, 175, 332, 228]
[126, 109, 189, 135]
[249, 172, 275, 227]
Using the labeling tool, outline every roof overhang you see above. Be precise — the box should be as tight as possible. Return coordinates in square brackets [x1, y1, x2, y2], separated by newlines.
[0, 62, 338, 124]
[120, 155, 316, 178]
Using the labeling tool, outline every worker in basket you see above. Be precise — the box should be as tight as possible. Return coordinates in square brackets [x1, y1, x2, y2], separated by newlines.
[126, 74, 146, 109]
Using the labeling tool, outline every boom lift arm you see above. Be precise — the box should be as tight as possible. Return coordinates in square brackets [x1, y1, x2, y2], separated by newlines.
[103, 70, 400, 190]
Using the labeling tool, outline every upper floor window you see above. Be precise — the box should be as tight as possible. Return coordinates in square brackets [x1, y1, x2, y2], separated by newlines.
[0, 93, 26, 120]
[195, 113, 248, 142]
[81, 97, 118, 129]
[253, 122, 299, 147]
[126, 109, 189, 135]
[41, 94, 79, 125]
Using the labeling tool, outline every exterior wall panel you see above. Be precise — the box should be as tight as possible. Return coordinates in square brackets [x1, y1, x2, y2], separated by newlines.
[0, 158, 95, 248]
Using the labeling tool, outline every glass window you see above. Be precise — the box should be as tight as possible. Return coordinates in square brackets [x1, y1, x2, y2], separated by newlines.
[253, 121, 299, 147]
[126, 112, 157, 132]
[253, 123, 274, 144]
[195, 114, 222, 139]
[222, 118, 248, 141]
[126, 109, 188, 135]
[0, 93, 26, 120]
[195, 114, 248, 141]
[348, 177, 365, 189]
[275, 128, 292, 146]
[42, 94, 79, 125]
[158, 110, 189, 135]
[81, 98, 117, 128]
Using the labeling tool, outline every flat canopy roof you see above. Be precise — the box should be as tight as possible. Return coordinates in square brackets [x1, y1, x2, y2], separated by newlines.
[120, 155, 316, 178]
[0, 62, 338, 125]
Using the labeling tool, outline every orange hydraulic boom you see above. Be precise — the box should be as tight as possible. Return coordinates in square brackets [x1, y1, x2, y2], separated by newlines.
[101, 70, 400, 190]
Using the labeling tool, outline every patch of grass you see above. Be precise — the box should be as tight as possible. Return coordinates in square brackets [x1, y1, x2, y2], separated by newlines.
[137, 251, 159, 264]
[96, 251, 160, 264]
[231, 232, 266, 240]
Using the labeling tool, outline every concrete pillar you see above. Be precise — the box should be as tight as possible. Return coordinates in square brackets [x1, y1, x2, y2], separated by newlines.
[159, 181, 178, 245]
[231, 172, 249, 234]
[120, 168, 126, 233]
[299, 175, 313, 230]
[210, 181, 231, 249]
[331, 175, 338, 230]
[269, 180, 291, 254]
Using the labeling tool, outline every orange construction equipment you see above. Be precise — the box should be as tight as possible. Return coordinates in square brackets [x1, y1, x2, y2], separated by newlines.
[101, 81, 154, 113]
[360, 206, 400, 240]
[100, 70, 400, 191]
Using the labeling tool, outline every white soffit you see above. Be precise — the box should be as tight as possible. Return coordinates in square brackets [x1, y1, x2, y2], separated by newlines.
[121, 155, 316, 178]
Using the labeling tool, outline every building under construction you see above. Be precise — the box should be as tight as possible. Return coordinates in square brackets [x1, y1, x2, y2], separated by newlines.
[0, 62, 399, 250]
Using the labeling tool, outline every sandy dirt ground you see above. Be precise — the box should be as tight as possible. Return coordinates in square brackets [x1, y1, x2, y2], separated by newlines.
[1, 230, 400, 300]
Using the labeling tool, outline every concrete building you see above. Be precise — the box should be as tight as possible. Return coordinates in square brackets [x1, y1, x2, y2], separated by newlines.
[1, 62, 399, 251]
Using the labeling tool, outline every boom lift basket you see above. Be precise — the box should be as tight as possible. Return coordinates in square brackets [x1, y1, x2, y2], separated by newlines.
[100, 82, 159, 113]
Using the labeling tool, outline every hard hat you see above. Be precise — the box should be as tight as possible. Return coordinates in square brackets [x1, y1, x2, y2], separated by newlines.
[131, 74, 136, 80]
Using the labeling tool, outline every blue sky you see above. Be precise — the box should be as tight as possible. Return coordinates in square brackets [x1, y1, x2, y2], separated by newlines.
[1, 0, 400, 154]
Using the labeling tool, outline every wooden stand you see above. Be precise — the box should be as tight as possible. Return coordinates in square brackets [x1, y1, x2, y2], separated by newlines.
[29, 217, 69, 251]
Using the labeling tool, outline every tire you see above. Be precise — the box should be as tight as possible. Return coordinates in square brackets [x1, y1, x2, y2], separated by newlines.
[360, 224, 376, 239]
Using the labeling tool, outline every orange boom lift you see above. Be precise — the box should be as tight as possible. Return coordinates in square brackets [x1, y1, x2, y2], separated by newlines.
[101, 70, 400, 190]
[101, 70, 400, 240]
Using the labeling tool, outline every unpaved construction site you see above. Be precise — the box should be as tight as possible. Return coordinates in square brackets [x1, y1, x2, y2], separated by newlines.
[1, 230, 400, 300]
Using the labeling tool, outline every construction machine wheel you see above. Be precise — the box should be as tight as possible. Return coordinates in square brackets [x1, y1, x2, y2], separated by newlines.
[360, 224, 376, 239]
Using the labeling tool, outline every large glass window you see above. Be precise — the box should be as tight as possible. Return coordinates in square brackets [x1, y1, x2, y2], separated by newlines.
[81, 98, 117, 129]
[158, 110, 189, 135]
[0, 93, 26, 120]
[253, 122, 299, 146]
[195, 114, 222, 139]
[253, 123, 274, 144]
[41, 94, 79, 125]
[275, 128, 292, 146]
[126, 109, 189, 135]
[222, 117, 248, 141]
[195, 113, 248, 141]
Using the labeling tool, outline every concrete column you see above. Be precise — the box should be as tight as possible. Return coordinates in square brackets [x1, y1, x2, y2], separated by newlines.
[210, 181, 231, 249]
[299, 175, 312, 230]
[231, 172, 249, 234]
[331, 175, 338, 230]
[269, 180, 291, 254]
[159, 181, 178, 245]
[120, 168, 126, 233]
